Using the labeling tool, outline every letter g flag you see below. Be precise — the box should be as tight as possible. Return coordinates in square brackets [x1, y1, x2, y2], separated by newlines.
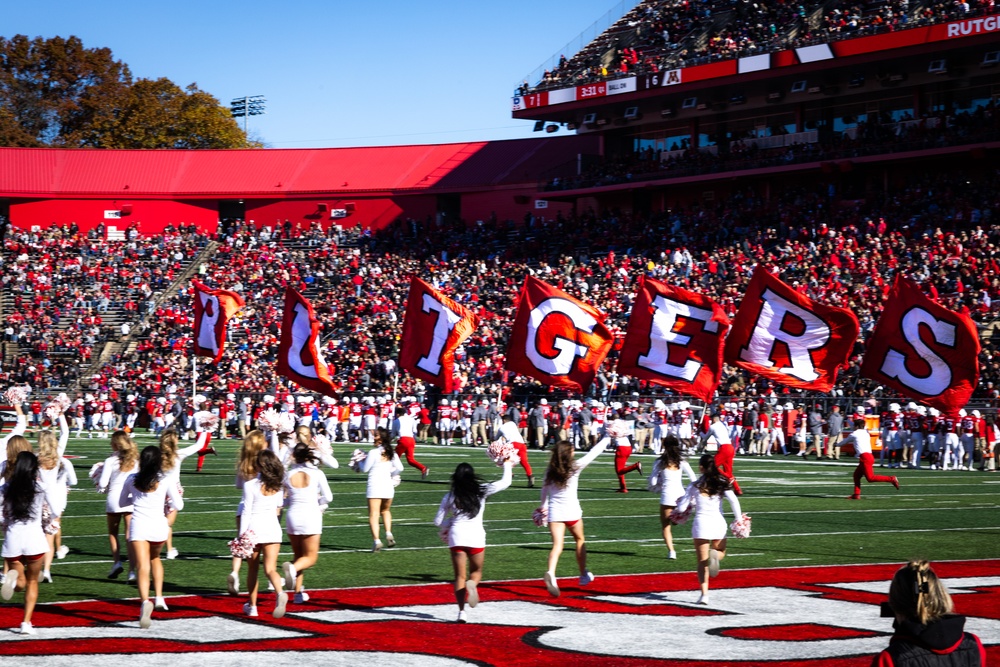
[505, 276, 613, 393]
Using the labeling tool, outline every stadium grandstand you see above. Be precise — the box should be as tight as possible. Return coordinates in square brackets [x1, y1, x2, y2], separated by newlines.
[2, 4, 1000, 417]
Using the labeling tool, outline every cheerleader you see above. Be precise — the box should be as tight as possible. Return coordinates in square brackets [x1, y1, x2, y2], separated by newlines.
[435, 459, 514, 623]
[240, 449, 288, 619]
[392, 405, 428, 478]
[281, 443, 333, 604]
[841, 419, 899, 499]
[227, 430, 268, 595]
[122, 446, 183, 628]
[98, 431, 138, 580]
[608, 427, 642, 493]
[703, 413, 742, 495]
[0, 451, 63, 634]
[1, 402, 29, 486]
[362, 428, 404, 552]
[649, 436, 696, 560]
[159, 429, 215, 560]
[497, 414, 533, 487]
[290, 425, 340, 470]
[675, 454, 742, 605]
[539, 439, 606, 597]
[36, 416, 76, 582]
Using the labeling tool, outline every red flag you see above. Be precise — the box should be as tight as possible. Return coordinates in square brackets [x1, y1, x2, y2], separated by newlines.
[724, 265, 859, 392]
[505, 276, 613, 393]
[398, 277, 480, 393]
[860, 275, 980, 415]
[276, 287, 338, 397]
[617, 277, 730, 402]
[191, 280, 245, 364]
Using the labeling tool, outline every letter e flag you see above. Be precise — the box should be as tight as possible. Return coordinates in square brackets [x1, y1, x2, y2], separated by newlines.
[860, 275, 979, 415]
[617, 277, 729, 402]
[724, 265, 859, 392]
[276, 287, 338, 397]
[505, 276, 613, 393]
[192, 280, 245, 364]
[398, 276, 480, 393]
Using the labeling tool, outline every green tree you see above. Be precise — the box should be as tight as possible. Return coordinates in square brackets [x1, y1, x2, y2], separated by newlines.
[0, 34, 252, 148]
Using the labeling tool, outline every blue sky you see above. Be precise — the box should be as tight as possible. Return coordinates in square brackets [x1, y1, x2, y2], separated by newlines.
[10, 0, 622, 148]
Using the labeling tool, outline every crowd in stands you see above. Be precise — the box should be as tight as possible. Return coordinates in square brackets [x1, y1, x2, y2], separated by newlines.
[523, 0, 996, 93]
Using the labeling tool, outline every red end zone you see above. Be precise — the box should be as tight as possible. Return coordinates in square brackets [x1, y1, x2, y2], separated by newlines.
[1, 560, 998, 666]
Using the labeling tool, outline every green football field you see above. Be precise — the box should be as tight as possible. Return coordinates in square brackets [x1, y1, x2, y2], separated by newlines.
[31, 434, 1000, 603]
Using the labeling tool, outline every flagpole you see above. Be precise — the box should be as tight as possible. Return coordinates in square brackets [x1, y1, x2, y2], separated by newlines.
[392, 371, 399, 402]
[191, 354, 197, 408]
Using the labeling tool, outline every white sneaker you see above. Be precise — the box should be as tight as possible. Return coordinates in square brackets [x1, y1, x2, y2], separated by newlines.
[166, 548, 179, 560]
[708, 549, 721, 578]
[372, 539, 383, 553]
[544, 571, 560, 597]
[267, 580, 274, 591]
[127, 571, 137, 583]
[386, 533, 396, 548]
[294, 591, 310, 604]
[18, 622, 35, 635]
[1, 571, 17, 600]
[456, 610, 468, 623]
[41, 570, 52, 584]
[273, 591, 288, 619]
[466, 580, 479, 608]
[579, 571, 595, 586]
[668, 550, 677, 560]
[56, 545, 69, 559]
[696, 593, 709, 605]
[154, 596, 169, 611]
[107, 562, 124, 579]
[139, 600, 154, 629]
[227, 571, 240, 595]
[283, 562, 297, 591]
[422, 468, 430, 479]
[243, 603, 258, 617]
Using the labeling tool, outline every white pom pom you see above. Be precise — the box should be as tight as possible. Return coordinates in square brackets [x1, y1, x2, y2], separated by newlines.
[729, 513, 752, 538]
[487, 439, 517, 466]
[532, 506, 548, 527]
[348, 448, 367, 472]
[4, 387, 28, 405]
[228, 529, 257, 559]
[311, 433, 333, 455]
[194, 411, 219, 430]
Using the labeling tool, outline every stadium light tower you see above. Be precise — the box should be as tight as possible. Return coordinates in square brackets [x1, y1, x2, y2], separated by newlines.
[230, 95, 266, 138]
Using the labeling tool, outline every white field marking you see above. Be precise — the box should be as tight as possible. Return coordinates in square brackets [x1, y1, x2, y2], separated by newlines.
[774, 558, 813, 562]
[0, 652, 476, 667]
[0, 617, 307, 644]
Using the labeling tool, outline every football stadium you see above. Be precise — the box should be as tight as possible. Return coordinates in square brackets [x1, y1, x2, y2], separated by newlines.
[1, 2, 1000, 665]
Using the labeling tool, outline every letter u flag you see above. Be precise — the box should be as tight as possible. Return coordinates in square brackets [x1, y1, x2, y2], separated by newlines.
[398, 276, 480, 393]
[724, 265, 859, 392]
[192, 280, 245, 364]
[276, 287, 338, 397]
[860, 276, 979, 415]
[617, 277, 730, 402]
[505, 276, 613, 393]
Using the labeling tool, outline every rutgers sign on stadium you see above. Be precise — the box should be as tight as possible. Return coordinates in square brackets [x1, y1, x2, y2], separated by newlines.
[2, 561, 997, 666]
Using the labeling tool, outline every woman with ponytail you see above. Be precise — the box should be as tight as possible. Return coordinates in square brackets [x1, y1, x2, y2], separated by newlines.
[281, 442, 333, 604]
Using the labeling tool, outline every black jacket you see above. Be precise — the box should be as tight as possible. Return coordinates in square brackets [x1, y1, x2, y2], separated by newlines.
[872, 615, 984, 667]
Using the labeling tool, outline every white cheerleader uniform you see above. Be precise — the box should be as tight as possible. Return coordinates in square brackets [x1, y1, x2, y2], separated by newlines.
[676, 482, 742, 541]
[124, 474, 184, 543]
[99, 455, 136, 513]
[434, 463, 513, 548]
[651, 459, 696, 507]
[539, 444, 605, 523]
[0, 415, 28, 493]
[162, 439, 213, 512]
[362, 448, 404, 499]
[284, 465, 333, 536]
[1, 481, 61, 558]
[240, 478, 284, 545]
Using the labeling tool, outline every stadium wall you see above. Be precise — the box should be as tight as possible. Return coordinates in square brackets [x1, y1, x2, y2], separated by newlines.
[460, 188, 574, 223]
[9, 198, 219, 234]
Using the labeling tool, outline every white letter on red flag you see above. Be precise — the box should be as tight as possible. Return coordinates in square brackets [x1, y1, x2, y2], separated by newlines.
[724, 265, 858, 392]
[192, 280, 245, 364]
[860, 275, 980, 414]
[398, 277, 480, 393]
[505, 276, 613, 393]
[617, 277, 730, 402]
[276, 287, 338, 397]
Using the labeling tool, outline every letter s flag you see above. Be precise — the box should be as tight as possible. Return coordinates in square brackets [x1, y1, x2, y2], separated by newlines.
[860, 275, 980, 415]
[505, 276, 613, 393]
[617, 277, 730, 402]
[398, 276, 480, 393]
[724, 265, 859, 392]
[192, 280, 245, 364]
[276, 287, 339, 398]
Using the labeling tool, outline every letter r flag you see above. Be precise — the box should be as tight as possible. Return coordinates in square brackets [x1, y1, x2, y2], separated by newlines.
[860, 275, 979, 415]
[398, 276, 480, 393]
[505, 276, 613, 393]
[724, 265, 859, 392]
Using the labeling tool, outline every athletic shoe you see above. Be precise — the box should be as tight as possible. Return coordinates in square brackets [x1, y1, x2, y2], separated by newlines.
[579, 571, 595, 586]
[41, 570, 52, 584]
[636, 462, 643, 475]
[695, 593, 709, 606]
[891, 476, 900, 490]
[166, 548, 179, 560]
[154, 596, 169, 611]
[294, 591, 310, 604]
[847, 494, 861, 500]
[267, 580, 274, 591]
[708, 549, 720, 578]
[139, 600, 154, 629]
[456, 610, 468, 623]
[273, 591, 288, 619]
[283, 562, 297, 591]
[466, 580, 479, 608]
[56, 545, 69, 559]
[386, 533, 396, 548]
[227, 571, 240, 595]
[205, 446, 218, 456]
[1, 570, 17, 600]
[422, 468, 430, 479]
[243, 603, 258, 617]
[107, 562, 124, 579]
[127, 571, 137, 583]
[17, 622, 35, 635]
[668, 550, 677, 560]
[372, 539, 383, 553]
[544, 571, 560, 597]
[615, 489, 628, 493]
